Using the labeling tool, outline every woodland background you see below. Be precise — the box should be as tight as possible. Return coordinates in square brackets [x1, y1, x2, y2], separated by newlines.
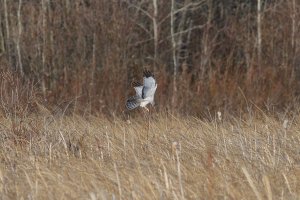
[0, 0, 299, 116]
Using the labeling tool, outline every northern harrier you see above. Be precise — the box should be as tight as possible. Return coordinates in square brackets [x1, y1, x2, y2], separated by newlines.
[126, 70, 157, 112]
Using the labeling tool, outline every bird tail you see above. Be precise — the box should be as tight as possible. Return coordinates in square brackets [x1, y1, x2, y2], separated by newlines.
[126, 96, 140, 110]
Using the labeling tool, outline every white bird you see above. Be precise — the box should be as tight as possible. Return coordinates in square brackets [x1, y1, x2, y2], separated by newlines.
[126, 70, 157, 112]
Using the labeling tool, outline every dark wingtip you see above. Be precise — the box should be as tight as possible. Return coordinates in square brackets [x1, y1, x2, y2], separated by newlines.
[126, 96, 139, 110]
[143, 69, 154, 78]
[132, 81, 142, 87]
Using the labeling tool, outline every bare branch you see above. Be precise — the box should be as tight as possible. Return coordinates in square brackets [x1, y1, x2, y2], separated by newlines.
[122, 0, 153, 20]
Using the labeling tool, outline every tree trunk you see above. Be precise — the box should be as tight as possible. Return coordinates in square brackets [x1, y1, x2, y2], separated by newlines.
[171, 0, 178, 109]
[257, 0, 262, 69]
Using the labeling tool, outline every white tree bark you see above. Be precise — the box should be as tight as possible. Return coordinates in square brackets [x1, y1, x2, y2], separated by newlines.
[4, 0, 11, 64]
[201, 0, 212, 77]
[257, 0, 262, 68]
[171, 0, 177, 108]
[17, 0, 23, 76]
[171, 0, 178, 72]
[153, 0, 158, 62]
[41, 0, 47, 97]
[0, 7, 4, 54]
[291, 0, 296, 50]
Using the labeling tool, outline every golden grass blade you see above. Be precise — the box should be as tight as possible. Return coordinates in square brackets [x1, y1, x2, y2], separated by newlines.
[114, 163, 122, 200]
[263, 175, 272, 200]
[242, 167, 262, 200]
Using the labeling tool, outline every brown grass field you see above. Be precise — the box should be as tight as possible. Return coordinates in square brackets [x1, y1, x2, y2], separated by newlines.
[1, 108, 300, 200]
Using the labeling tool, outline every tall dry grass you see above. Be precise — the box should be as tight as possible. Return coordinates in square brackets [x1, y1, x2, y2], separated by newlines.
[0, 71, 299, 199]
[1, 107, 300, 199]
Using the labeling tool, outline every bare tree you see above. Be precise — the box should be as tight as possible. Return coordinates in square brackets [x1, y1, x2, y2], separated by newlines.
[170, 0, 205, 107]
[291, 0, 296, 51]
[16, 0, 23, 76]
[257, 0, 262, 69]
[41, 0, 48, 97]
[4, 0, 11, 65]
[0, 10, 4, 54]
[122, 0, 159, 66]
[153, 0, 158, 62]
[171, 0, 177, 108]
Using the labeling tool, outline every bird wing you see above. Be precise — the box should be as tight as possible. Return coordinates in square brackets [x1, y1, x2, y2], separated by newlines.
[142, 85, 157, 99]
[142, 70, 157, 99]
[134, 86, 143, 98]
[126, 96, 141, 110]
[143, 70, 156, 88]
[132, 81, 143, 98]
